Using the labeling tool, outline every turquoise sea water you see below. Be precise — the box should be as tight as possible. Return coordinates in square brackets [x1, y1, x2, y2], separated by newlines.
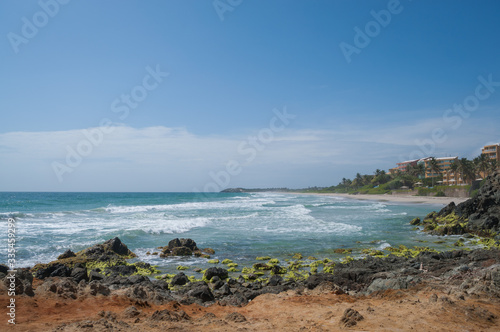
[0, 192, 460, 275]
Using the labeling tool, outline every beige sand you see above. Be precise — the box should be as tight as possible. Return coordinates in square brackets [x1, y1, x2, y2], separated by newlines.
[298, 192, 469, 206]
[5, 285, 499, 331]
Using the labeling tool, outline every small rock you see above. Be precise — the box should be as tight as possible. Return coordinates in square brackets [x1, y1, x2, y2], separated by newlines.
[57, 249, 76, 260]
[339, 308, 363, 328]
[225, 312, 247, 323]
[203, 248, 216, 255]
[122, 306, 141, 318]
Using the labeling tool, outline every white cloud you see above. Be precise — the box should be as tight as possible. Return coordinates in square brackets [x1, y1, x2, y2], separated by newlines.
[0, 118, 497, 191]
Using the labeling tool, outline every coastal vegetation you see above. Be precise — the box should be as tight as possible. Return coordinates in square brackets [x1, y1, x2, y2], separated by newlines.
[311, 154, 496, 196]
[223, 154, 497, 198]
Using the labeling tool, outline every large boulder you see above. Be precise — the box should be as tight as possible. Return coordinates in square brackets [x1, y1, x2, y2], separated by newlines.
[83, 237, 136, 261]
[164, 238, 199, 257]
[171, 272, 189, 286]
[204, 267, 228, 281]
[187, 285, 215, 303]
[171, 246, 193, 256]
[70, 265, 88, 283]
[35, 263, 71, 280]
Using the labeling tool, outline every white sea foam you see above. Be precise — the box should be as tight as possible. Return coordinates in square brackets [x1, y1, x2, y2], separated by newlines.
[377, 242, 392, 250]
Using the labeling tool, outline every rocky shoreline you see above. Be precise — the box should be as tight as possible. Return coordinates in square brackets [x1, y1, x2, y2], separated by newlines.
[2, 171, 500, 330]
[2, 235, 499, 331]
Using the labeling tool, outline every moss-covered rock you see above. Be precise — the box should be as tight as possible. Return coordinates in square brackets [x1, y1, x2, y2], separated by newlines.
[410, 217, 421, 225]
[32, 237, 138, 278]
[334, 248, 353, 254]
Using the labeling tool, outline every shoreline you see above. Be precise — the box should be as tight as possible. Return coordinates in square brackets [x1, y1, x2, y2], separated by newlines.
[297, 192, 469, 206]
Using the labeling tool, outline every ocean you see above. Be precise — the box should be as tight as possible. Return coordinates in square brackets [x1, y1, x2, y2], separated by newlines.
[0, 192, 459, 275]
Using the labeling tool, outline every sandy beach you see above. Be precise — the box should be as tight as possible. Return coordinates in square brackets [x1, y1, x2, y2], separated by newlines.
[300, 192, 469, 206]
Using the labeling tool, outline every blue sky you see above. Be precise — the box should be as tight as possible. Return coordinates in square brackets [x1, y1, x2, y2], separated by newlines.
[1, 0, 500, 191]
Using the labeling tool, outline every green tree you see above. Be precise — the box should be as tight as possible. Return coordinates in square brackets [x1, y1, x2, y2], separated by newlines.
[449, 160, 459, 185]
[407, 163, 425, 179]
[372, 170, 390, 186]
[489, 159, 498, 173]
[427, 157, 441, 187]
[352, 173, 364, 188]
[456, 158, 475, 184]
[474, 154, 491, 178]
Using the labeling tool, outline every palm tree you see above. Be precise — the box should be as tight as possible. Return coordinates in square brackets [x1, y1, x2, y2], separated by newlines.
[456, 158, 475, 185]
[449, 160, 459, 185]
[427, 157, 441, 187]
[352, 173, 364, 188]
[408, 163, 425, 179]
[473, 154, 490, 179]
[490, 159, 498, 173]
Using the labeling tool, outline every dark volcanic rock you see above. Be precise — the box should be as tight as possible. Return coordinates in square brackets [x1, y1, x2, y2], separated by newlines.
[171, 246, 193, 256]
[204, 267, 229, 281]
[426, 171, 500, 235]
[171, 272, 189, 286]
[187, 285, 215, 303]
[150, 309, 190, 322]
[57, 249, 76, 260]
[4, 268, 34, 296]
[306, 273, 334, 290]
[127, 275, 149, 284]
[339, 308, 363, 328]
[168, 238, 199, 251]
[36, 263, 71, 280]
[105, 264, 137, 276]
[168, 238, 182, 249]
[164, 238, 199, 257]
[0, 264, 8, 275]
[268, 275, 283, 287]
[32, 237, 137, 282]
[70, 267, 88, 283]
[88, 281, 111, 296]
[122, 306, 141, 318]
[83, 237, 136, 261]
[89, 270, 105, 282]
[38, 277, 78, 299]
[225, 312, 247, 322]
